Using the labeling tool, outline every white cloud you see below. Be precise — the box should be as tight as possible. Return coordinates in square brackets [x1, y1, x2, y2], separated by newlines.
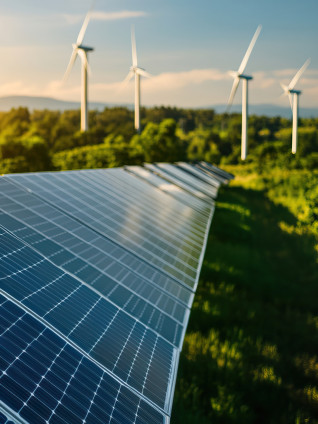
[62, 10, 148, 25]
[143, 69, 229, 92]
[0, 81, 37, 97]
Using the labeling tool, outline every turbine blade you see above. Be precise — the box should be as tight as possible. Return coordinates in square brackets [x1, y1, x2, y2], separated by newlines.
[227, 77, 240, 111]
[123, 70, 135, 85]
[131, 26, 137, 67]
[63, 48, 78, 82]
[136, 69, 151, 78]
[280, 82, 288, 94]
[238, 25, 262, 75]
[288, 58, 311, 90]
[76, 1, 95, 45]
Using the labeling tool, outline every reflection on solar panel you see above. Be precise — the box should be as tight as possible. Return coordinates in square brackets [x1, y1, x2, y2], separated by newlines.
[0, 163, 232, 423]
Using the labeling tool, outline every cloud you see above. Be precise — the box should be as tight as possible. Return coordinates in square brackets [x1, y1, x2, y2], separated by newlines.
[62, 10, 147, 25]
[143, 69, 229, 92]
[0, 81, 37, 97]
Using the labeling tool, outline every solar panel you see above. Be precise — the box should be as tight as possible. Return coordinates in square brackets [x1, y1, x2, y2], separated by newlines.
[0, 177, 193, 306]
[7, 172, 206, 289]
[196, 161, 235, 182]
[147, 163, 219, 199]
[0, 293, 166, 424]
[0, 227, 177, 412]
[0, 179, 190, 347]
[125, 166, 211, 215]
[144, 163, 213, 203]
[0, 163, 233, 423]
[175, 162, 222, 188]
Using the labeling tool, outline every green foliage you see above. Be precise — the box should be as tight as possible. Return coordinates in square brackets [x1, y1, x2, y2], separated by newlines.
[53, 144, 110, 170]
[0, 105, 317, 174]
[130, 118, 187, 163]
[172, 166, 318, 424]
[0, 134, 52, 172]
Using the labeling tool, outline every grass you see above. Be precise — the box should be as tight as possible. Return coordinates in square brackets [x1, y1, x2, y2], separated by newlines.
[171, 166, 318, 424]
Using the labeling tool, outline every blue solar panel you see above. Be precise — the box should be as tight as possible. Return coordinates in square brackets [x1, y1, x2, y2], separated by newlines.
[145, 163, 213, 203]
[7, 171, 205, 289]
[0, 293, 166, 424]
[125, 166, 211, 215]
[0, 177, 193, 306]
[0, 227, 176, 412]
[147, 163, 218, 199]
[0, 163, 232, 423]
[176, 162, 221, 188]
[0, 203, 187, 348]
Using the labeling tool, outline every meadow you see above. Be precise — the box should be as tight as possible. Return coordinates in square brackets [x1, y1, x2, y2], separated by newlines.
[172, 165, 318, 424]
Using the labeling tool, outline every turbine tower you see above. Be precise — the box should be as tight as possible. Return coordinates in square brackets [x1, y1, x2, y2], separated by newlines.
[281, 58, 311, 154]
[123, 27, 151, 134]
[64, 7, 94, 132]
[227, 25, 262, 160]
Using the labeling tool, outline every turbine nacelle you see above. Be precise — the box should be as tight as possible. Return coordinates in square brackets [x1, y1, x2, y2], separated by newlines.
[73, 44, 94, 53]
[289, 89, 301, 95]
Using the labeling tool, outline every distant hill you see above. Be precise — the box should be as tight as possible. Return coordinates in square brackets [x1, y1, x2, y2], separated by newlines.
[0, 96, 127, 112]
[209, 104, 318, 118]
[0, 95, 317, 118]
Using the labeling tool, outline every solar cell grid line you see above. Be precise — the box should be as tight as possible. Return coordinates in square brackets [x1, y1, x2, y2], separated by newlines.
[144, 163, 213, 203]
[6, 174, 200, 288]
[153, 163, 219, 199]
[0, 198, 189, 337]
[88, 168, 209, 235]
[175, 162, 222, 189]
[1, 176, 194, 307]
[0, 293, 168, 424]
[56, 170, 205, 252]
[124, 166, 211, 216]
[0, 227, 178, 411]
[78, 171, 208, 248]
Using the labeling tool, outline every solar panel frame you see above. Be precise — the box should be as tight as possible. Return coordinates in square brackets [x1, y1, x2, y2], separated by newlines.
[0, 163, 229, 422]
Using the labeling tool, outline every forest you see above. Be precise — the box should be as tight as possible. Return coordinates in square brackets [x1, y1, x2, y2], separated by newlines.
[0, 105, 318, 174]
[0, 105, 318, 422]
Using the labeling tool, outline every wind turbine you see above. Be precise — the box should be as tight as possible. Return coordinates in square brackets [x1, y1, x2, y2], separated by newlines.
[281, 58, 311, 154]
[123, 27, 151, 134]
[63, 7, 94, 132]
[227, 25, 262, 160]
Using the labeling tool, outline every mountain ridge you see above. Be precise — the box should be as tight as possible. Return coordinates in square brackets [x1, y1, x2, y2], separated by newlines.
[0, 95, 317, 118]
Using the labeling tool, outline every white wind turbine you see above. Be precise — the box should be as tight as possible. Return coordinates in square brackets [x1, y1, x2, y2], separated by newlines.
[227, 25, 262, 160]
[280, 58, 311, 154]
[123, 27, 151, 134]
[63, 7, 94, 132]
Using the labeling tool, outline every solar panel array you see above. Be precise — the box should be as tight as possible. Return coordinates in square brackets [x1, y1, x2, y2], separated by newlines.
[0, 162, 233, 424]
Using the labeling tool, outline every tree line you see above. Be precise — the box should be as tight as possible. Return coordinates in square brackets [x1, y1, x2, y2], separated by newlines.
[0, 105, 317, 174]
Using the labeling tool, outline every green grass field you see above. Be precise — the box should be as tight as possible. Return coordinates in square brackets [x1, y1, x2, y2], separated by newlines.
[172, 166, 318, 424]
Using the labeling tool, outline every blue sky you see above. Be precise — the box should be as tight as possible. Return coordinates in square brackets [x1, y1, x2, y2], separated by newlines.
[0, 0, 317, 108]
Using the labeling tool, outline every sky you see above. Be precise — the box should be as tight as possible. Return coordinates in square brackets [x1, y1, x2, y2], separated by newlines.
[0, 0, 317, 108]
